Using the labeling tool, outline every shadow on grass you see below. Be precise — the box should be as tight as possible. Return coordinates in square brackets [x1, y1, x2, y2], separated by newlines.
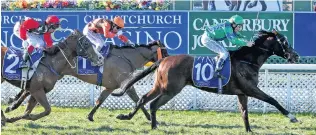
[25, 123, 137, 133]
[156, 121, 292, 130]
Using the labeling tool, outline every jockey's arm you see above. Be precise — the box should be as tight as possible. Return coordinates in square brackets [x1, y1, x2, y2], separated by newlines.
[43, 33, 53, 48]
[19, 18, 40, 41]
[102, 21, 116, 38]
[117, 32, 129, 43]
[224, 26, 248, 47]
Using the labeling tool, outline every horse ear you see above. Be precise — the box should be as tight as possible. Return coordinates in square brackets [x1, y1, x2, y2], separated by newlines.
[267, 37, 274, 40]
[272, 29, 278, 35]
[72, 29, 81, 36]
[157, 40, 161, 47]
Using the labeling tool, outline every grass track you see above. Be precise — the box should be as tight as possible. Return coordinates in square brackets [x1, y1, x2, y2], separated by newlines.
[1, 105, 315, 135]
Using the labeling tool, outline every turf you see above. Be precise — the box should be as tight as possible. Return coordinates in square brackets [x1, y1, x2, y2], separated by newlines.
[1, 105, 315, 135]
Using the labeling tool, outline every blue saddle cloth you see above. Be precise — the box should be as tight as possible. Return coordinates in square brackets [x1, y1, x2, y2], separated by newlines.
[192, 56, 231, 88]
[2, 47, 43, 80]
[77, 45, 109, 75]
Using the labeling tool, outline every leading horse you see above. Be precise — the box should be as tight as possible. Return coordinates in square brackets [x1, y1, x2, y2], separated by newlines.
[3, 40, 169, 122]
[1, 30, 103, 125]
[111, 30, 300, 132]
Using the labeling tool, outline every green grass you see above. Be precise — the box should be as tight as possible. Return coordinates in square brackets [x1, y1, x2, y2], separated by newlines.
[1, 105, 316, 135]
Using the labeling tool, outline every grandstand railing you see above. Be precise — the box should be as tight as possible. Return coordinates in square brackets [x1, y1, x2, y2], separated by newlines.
[1, 64, 316, 113]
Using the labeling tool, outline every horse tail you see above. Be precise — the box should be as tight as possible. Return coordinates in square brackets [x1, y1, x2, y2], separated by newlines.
[111, 59, 163, 97]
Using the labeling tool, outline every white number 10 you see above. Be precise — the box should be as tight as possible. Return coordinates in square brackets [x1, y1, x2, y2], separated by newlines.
[194, 63, 214, 81]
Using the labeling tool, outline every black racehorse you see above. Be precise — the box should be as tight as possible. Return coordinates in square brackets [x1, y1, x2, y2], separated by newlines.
[111, 30, 300, 132]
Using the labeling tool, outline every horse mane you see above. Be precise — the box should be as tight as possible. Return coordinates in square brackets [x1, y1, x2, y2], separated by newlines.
[229, 30, 275, 58]
[44, 30, 80, 55]
[109, 43, 155, 50]
[44, 42, 62, 55]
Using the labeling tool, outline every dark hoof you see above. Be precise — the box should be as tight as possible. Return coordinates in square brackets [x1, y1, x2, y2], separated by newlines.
[246, 129, 252, 132]
[116, 114, 131, 120]
[4, 107, 11, 113]
[87, 115, 94, 122]
[151, 126, 158, 130]
[290, 118, 299, 123]
[1, 121, 5, 126]
[146, 116, 151, 121]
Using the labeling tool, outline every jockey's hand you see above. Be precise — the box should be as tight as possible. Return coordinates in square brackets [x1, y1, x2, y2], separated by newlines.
[126, 40, 135, 47]
[116, 30, 123, 36]
[247, 41, 254, 47]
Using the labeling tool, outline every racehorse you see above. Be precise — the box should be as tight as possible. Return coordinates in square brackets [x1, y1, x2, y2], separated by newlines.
[3, 40, 169, 122]
[111, 30, 300, 132]
[1, 30, 104, 125]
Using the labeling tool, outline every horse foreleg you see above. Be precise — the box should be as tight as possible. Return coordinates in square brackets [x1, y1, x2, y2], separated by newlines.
[5, 91, 30, 113]
[6, 96, 37, 123]
[237, 95, 251, 132]
[8, 89, 26, 104]
[87, 89, 113, 122]
[126, 86, 151, 121]
[246, 86, 298, 123]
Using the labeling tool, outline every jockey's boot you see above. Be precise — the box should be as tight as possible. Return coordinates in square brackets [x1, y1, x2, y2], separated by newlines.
[19, 50, 29, 69]
[215, 58, 226, 94]
[96, 45, 102, 53]
[215, 58, 225, 78]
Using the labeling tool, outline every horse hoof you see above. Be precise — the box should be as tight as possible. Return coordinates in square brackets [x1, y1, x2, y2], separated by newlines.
[146, 117, 151, 121]
[290, 118, 299, 123]
[7, 97, 15, 104]
[4, 107, 11, 113]
[87, 115, 94, 122]
[116, 114, 131, 120]
[151, 126, 158, 130]
[1, 121, 5, 126]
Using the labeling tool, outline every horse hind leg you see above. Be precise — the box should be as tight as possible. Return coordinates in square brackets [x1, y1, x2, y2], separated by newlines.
[87, 88, 113, 122]
[126, 86, 151, 121]
[116, 86, 160, 121]
[22, 89, 51, 121]
[237, 95, 251, 132]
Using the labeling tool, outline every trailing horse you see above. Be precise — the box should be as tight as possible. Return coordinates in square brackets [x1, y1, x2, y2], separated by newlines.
[3, 40, 169, 122]
[1, 30, 103, 125]
[111, 30, 300, 132]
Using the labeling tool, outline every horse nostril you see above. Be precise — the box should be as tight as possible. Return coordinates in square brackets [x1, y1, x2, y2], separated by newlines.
[98, 56, 103, 60]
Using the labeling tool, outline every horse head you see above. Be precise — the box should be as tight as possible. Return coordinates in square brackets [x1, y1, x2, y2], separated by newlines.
[253, 29, 299, 63]
[53, 29, 104, 66]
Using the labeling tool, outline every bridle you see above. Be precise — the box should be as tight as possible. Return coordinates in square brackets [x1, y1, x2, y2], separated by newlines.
[256, 34, 290, 60]
[57, 35, 96, 69]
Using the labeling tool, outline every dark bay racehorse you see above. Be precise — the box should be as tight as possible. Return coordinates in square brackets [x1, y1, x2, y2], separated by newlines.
[111, 30, 300, 132]
[3, 40, 169, 122]
[1, 30, 103, 125]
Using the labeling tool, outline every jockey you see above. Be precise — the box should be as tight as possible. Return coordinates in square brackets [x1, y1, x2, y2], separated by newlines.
[83, 16, 134, 53]
[201, 15, 254, 76]
[13, 15, 60, 68]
